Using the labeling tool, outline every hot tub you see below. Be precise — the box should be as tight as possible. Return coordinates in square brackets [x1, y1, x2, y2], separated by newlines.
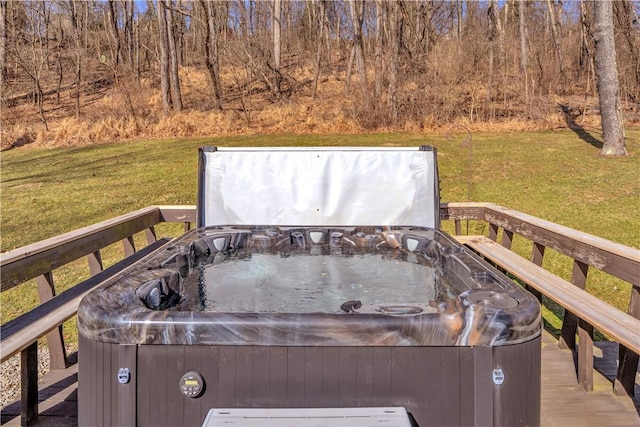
[78, 225, 541, 426]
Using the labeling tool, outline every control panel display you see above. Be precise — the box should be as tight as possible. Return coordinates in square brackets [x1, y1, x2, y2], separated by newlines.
[179, 371, 205, 398]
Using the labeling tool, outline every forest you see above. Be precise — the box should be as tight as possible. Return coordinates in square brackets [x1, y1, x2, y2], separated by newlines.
[0, 0, 639, 149]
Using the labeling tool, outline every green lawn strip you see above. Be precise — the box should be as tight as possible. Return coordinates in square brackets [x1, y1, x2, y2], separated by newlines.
[1, 130, 638, 338]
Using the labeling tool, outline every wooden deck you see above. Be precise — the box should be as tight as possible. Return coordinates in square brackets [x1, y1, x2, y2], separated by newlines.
[1, 331, 638, 427]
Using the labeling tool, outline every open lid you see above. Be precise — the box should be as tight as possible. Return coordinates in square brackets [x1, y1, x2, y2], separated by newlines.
[197, 146, 440, 228]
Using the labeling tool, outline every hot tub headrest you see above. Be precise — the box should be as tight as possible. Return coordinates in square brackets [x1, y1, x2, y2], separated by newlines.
[136, 277, 180, 310]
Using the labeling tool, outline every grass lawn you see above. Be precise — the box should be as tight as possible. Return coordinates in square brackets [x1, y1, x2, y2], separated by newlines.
[1, 129, 639, 341]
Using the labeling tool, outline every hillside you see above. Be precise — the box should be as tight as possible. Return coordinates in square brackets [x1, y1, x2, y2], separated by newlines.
[1, 0, 639, 149]
[3, 60, 636, 151]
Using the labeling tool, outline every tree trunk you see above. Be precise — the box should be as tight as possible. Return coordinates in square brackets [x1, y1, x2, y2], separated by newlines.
[68, 0, 84, 119]
[388, 0, 399, 123]
[273, 0, 282, 96]
[312, 0, 326, 101]
[124, 0, 135, 72]
[615, 0, 640, 92]
[487, 0, 499, 115]
[154, 0, 172, 115]
[107, 0, 121, 67]
[374, 0, 383, 99]
[74, 53, 81, 118]
[546, 0, 565, 80]
[176, 0, 185, 66]
[201, 0, 223, 110]
[345, 44, 355, 96]
[0, 0, 6, 92]
[56, 53, 63, 103]
[135, 18, 140, 80]
[456, 0, 463, 60]
[348, 0, 368, 106]
[594, 0, 626, 156]
[579, 0, 597, 104]
[579, 0, 591, 70]
[519, 0, 528, 99]
[164, 1, 183, 110]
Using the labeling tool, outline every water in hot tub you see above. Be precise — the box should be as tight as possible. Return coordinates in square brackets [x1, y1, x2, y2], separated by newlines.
[198, 249, 437, 313]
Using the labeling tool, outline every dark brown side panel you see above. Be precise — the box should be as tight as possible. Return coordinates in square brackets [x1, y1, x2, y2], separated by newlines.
[118, 344, 137, 426]
[134, 345, 503, 427]
[79, 333, 120, 427]
[493, 336, 541, 427]
[460, 346, 495, 426]
[79, 339, 541, 427]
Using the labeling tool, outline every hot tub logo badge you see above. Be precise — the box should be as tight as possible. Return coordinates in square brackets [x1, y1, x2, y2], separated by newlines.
[492, 368, 505, 386]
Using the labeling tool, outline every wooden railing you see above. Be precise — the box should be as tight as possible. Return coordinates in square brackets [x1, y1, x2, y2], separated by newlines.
[1, 203, 638, 425]
[442, 202, 640, 396]
[0, 206, 195, 425]
[1, 206, 195, 363]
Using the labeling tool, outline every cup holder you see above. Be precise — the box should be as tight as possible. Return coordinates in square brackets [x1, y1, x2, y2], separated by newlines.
[463, 290, 519, 309]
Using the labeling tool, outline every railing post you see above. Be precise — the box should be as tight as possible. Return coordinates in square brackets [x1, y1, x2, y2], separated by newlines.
[488, 223, 498, 241]
[35, 272, 67, 370]
[122, 236, 136, 257]
[87, 251, 103, 276]
[145, 226, 157, 244]
[577, 319, 594, 392]
[501, 230, 514, 250]
[615, 285, 640, 396]
[559, 261, 589, 350]
[615, 345, 639, 396]
[527, 243, 545, 302]
[21, 342, 38, 426]
[559, 260, 592, 390]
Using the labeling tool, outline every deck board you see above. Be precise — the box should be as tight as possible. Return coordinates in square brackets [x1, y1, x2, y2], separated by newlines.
[540, 332, 639, 426]
[1, 332, 638, 426]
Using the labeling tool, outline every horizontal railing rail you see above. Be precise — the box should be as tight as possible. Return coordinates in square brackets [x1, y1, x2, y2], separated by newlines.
[1, 205, 195, 291]
[1, 203, 638, 425]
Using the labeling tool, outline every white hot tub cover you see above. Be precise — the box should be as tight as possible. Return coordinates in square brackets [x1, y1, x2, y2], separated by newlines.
[196, 146, 440, 228]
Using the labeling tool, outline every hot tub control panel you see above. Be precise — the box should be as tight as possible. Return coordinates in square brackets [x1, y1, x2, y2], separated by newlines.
[179, 371, 205, 398]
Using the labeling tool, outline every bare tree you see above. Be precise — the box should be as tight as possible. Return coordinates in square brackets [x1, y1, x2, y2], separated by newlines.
[388, 0, 398, 123]
[487, 0, 499, 112]
[272, 0, 282, 96]
[164, 0, 182, 110]
[0, 0, 6, 92]
[614, 0, 640, 102]
[311, 0, 327, 100]
[0, 0, 638, 139]
[519, 0, 528, 99]
[200, 0, 223, 110]
[373, 0, 383, 99]
[546, 0, 565, 81]
[107, 0, 121, 67]
[124, 0, 135, 72]
[579, 0, 597, 105]
[593, 0, 626, 156]
[154, 0, 183, 113]
[154, 0, 171, 115]
[65, 0, 85, 118]
[14, 1, 51, 129]
[345, 0, 368, 106]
